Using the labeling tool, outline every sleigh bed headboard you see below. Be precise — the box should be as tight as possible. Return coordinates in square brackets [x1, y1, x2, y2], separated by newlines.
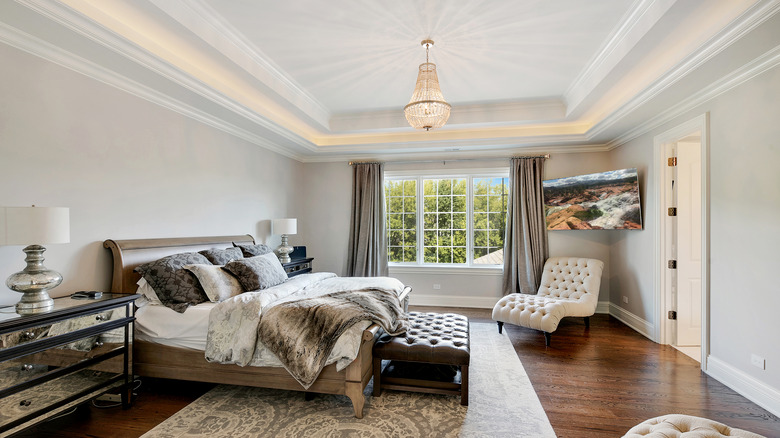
[103, 235, 256, 294]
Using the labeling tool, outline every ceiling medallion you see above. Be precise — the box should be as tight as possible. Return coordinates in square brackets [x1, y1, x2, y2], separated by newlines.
[403, 39, 451, 131]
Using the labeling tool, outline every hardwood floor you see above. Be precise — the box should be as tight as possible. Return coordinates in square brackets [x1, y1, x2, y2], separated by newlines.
[14, 310, 780, 437]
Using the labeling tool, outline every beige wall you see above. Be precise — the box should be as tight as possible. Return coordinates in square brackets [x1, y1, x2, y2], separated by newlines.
[0, 44, 301, 306]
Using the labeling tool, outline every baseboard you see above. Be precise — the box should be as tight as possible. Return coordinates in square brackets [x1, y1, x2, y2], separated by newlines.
[409, 296, 612, 313]
[706, 356, 780, 418]
[608, 303, 655, 341]
[409, 294, 499, 309]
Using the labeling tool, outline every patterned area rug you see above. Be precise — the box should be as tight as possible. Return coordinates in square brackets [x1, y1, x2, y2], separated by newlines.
[142, 323, 555, 437]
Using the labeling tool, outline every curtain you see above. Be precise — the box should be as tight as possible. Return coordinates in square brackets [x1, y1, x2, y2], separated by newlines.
[502, 157, 548, 295]
[346, 163, 388, 277]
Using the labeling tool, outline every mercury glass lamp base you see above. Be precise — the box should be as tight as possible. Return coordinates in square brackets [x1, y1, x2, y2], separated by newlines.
[7, 245, 62, 315]
[277, 234, 293, 264]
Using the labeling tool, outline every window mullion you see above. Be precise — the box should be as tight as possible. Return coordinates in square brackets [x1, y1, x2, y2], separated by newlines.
[466, 176, 473, 267]
[417, 176, 424, 265]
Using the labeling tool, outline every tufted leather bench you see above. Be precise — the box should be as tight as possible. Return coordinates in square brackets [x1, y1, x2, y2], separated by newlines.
[372, 312, 470, 405]
[624, 414, 766, 437]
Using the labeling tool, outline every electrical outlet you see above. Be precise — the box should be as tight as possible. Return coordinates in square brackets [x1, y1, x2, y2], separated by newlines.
[622, 296, 629, 304]
[96, 393, 122, 402]
[433, 284, 441, 290]
[751, 354, 765, 370]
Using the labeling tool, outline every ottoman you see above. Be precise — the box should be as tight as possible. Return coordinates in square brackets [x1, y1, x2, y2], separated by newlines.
[372, 312, 470, 405]
[624, 414, 766, 437]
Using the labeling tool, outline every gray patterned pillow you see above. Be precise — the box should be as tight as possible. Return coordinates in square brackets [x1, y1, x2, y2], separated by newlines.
[233, 242, 273, 257]
[199, 247, 243, 265]
[134, 252, 211, 313]
[184, 264, 243, 302]
[222, 253, 288, 292]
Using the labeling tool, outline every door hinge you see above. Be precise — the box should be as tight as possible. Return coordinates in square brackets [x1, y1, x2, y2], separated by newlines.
[668, 157, 677, 166]
[668, 310, 677, 320]
[668, 207, 677, 216]
[668, 260, 677, 269]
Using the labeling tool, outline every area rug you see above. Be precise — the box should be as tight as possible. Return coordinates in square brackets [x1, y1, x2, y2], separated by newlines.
[141, 323, 555, 437]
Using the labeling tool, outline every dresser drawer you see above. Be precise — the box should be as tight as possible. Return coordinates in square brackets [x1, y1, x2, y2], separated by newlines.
[0, 308, 125, 352]
[0, 368, 123, 434]
[0, 331, 127, 393]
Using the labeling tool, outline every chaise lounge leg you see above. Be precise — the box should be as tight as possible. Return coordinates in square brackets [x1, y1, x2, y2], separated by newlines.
[584, 316, 590, 328]
[497, 321, 503, 334]
[544, 332, 551, 347]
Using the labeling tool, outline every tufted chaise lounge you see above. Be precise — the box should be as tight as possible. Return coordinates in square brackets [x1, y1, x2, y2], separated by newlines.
[623, 414, 766, 437]
[492, 257, 604, 346]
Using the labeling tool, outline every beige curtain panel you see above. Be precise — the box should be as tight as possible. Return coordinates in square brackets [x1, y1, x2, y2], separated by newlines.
[502, 157, 548, 295]
[346, 163, 388, 277]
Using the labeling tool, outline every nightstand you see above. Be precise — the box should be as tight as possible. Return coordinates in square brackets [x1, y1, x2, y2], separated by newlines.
[0, 293, 138, 436]
[283, 257, 313, 278]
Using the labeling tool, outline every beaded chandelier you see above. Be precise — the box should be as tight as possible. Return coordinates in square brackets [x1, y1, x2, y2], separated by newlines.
[404, 39, 451, 131]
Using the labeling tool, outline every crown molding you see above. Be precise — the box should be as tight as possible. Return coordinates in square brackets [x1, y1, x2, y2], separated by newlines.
[148, 0, 332, 130]
[564, 0, 678, 116]
[590, 0, 780, 142]
[17, 0, 319, 153]
[299, 142, 612, 163]
[605, 44, 780, 149]
[0, 19, 307, 161]
[330, 98, 567, 133]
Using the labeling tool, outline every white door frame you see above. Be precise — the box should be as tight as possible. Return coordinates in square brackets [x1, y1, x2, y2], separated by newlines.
[653, 113, 710, 370]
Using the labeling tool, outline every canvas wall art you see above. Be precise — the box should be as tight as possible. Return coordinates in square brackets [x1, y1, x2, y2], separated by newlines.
[543, 168, 642, 230]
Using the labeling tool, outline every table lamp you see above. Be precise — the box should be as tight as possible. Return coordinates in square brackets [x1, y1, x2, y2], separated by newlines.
[3, 206, 70, 314]
[272, 218, 297, 263]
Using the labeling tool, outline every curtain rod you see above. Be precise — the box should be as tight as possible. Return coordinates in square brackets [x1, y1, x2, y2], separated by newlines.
[349, 154, 550, 166]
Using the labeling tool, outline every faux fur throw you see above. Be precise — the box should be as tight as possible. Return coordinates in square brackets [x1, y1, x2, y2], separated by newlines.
[257, 288, 408, 389]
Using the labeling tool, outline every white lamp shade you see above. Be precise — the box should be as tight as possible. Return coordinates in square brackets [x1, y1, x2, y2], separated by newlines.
[4, 206, 70, 245]
[273, 218, 297, 235]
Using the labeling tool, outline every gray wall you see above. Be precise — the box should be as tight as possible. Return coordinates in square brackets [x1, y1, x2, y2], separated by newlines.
[609, 65, 780, 396]
[0, 43, 301, 306]
[298, 154, 614, 308]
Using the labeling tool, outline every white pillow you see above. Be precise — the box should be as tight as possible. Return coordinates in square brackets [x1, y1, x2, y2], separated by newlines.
[184, 264, 243, 302]
[136, 277, 162, 307]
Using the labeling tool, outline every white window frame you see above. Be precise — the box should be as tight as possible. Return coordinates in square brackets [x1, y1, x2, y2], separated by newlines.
[385, 167, 509, 271]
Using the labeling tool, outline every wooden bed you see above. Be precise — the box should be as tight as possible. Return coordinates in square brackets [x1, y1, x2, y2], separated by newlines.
[103, 235, 410, 418]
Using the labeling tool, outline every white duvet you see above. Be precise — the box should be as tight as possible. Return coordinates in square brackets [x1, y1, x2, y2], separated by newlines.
[136, 272, 405, 372]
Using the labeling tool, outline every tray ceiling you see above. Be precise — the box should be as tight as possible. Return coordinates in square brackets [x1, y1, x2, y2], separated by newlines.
[1, 0, 777, 161]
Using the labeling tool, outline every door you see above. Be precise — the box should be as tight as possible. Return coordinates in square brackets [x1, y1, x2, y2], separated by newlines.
[674, 139, 702, 346]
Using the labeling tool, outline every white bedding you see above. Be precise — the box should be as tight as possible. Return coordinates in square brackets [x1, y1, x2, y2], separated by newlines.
[134, 272, 378, 370]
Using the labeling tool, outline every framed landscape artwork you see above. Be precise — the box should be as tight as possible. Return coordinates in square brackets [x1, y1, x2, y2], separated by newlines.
[543, 168, 642, 230]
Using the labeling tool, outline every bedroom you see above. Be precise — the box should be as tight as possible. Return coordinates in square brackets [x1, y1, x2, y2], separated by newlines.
[0, 0, 778, 436]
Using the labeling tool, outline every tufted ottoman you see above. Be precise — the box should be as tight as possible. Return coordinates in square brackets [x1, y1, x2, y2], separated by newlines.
[372, 312, 470, 405]
[624, 414, 766, 437]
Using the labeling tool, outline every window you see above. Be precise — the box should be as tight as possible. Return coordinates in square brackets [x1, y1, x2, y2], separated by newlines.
[386, 171, 509, 266]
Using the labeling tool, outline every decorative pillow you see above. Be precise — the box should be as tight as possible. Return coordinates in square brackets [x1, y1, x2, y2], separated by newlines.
[233, 242, 274, 258]
[184, 264, 243, 302]
[199, 247, 243, 265]
[135, 277, 162, 308]
[134, 252, 211, 313]
[222, 253, 288, 292]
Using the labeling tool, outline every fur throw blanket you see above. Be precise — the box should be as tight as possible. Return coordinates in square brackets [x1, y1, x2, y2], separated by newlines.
[258, 287, 408, 389]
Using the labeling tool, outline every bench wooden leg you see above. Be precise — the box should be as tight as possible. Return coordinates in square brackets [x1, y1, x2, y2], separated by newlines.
[584, 316, 590, 328]
[544, 332, 551, 347]
[372, 357, 382, 397]
[497, 321, 503, 334]
[460, 365, 469, 406]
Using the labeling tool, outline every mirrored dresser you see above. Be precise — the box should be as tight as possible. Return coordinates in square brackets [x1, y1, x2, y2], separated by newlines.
[0, 293, 138, 436]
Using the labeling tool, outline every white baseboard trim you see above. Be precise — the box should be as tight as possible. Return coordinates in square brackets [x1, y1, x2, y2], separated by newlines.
[608, 303, 655, 341]
[706, 355, 780, 418]
[409, 294, 498, 309]
[409, 296, 612, 314]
